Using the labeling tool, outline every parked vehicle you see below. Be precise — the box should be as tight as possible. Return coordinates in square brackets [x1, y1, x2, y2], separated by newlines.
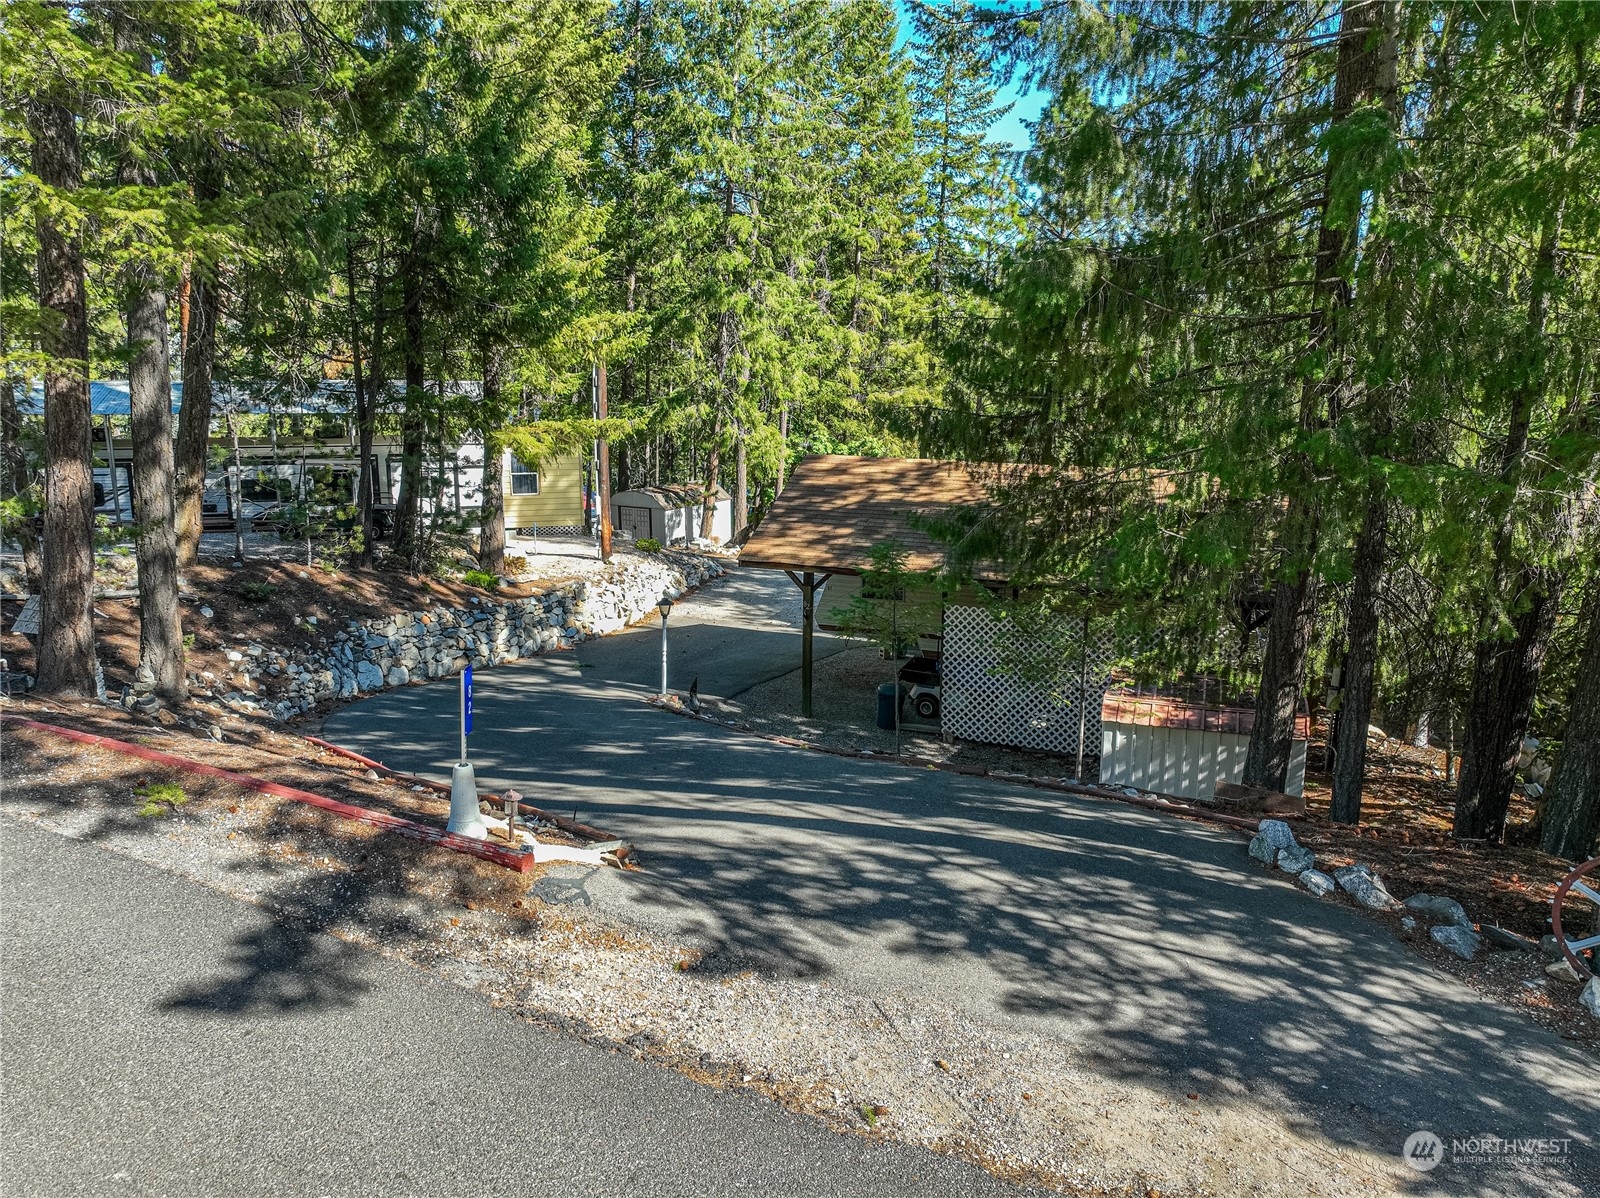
[897, 655, 942, 722]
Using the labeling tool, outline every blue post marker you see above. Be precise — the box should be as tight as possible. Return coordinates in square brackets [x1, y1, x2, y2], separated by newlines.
[448, 663, 486, 839]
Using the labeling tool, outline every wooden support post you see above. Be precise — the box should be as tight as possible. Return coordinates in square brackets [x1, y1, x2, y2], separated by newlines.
[801, 570, 815, 717]
[785, 569, 832, 719]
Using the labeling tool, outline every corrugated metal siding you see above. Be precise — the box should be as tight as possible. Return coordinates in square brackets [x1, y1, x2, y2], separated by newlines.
[1099, 724, 1307, 800]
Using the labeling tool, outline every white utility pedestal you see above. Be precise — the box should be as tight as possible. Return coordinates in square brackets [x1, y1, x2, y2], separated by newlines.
[447, 761, 488, 838]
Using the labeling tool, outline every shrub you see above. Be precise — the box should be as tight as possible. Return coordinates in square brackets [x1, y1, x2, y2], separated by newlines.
[503, 554, 529, 576]
[636, 537, 662, 554]
[463, 569, 500, 590]
[237, 581, 276, 603]
[134, 781, 188, 817]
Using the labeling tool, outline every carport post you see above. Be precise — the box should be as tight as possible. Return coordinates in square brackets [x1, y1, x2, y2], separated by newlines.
[785, 570, 831, 718]
[802, 572, 815, 717]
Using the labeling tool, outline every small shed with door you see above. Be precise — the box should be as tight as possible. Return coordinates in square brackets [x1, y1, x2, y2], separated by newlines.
[611, 484, 733, 545]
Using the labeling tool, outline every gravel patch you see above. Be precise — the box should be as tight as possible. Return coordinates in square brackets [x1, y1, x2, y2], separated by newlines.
[502, 534, 737, 588]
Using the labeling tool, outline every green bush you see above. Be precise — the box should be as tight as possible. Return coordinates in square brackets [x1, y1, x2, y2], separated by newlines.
[238, 581, 276, 603]
[463, 569, 500, 590]
[636, 537, 662, 554]
[134, 781, 188, 818]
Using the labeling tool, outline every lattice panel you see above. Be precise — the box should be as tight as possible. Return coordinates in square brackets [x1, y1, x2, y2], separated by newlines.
[941, 606, 1116, 758]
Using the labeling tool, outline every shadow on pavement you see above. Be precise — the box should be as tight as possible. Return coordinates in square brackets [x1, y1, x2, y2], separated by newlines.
[326, 662, 1600, 1190]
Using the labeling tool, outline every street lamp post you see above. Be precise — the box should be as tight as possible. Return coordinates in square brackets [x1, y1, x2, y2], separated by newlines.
[658, 596, 673, 698]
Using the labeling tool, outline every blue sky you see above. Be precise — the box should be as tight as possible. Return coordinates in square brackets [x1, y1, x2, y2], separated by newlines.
[988, 81, 1048, 150]
[891, 0, 1048, 151]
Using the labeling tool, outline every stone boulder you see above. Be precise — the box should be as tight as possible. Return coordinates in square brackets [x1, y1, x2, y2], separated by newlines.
[1479, 924, 1538, 952]
[1403, 892, 1472, 930]
[1430, 924, 1481, 960]
[1334, 864, 1402, 911]
[1581, 977, 1600, 1020]
[1249, 819, 1303, 866]
[1300, 869, 1335, 897]
[1277, 844, 1316, 875]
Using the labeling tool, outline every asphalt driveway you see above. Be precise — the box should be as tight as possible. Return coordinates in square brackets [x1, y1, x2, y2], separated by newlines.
[323, 569, 1600, 1184]
[0, 817, 1031, 1198]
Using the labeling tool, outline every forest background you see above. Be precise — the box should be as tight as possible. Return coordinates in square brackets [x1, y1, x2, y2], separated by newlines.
[2, 1, 1596, 858]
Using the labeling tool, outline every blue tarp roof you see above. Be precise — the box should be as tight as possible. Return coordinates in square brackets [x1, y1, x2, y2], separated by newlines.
[20, 380, 341, 417]
[19, 378, 482, 417]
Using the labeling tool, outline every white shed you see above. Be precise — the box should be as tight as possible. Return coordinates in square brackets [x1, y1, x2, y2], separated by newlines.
[611, 485, 733, 545]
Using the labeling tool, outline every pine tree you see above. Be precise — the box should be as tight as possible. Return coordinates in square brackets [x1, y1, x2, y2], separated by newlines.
[7, 0, 100, 695]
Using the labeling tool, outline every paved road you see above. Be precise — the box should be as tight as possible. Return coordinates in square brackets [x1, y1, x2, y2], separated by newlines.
[324, 569, 1600, 1183]
[0, 817, 1030, 1198]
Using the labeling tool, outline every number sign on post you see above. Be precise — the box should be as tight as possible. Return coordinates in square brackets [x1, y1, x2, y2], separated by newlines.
[460, 664, 473, 763]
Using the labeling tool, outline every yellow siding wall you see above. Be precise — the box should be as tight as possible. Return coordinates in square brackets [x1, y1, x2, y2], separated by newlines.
[503, 453, 586, 528]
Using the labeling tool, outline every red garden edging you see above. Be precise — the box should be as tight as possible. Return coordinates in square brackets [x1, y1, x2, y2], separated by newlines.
[300, 734, 625, 849]
[5, 715, 535, 872]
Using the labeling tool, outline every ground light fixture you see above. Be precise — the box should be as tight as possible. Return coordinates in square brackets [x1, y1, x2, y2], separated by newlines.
[658, 596, 674, 698]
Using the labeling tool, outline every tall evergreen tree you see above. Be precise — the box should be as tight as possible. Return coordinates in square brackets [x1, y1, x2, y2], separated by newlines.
[7, 1, 100, 695]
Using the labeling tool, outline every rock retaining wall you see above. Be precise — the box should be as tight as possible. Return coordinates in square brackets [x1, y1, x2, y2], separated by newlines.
[209, 552, 725, 721]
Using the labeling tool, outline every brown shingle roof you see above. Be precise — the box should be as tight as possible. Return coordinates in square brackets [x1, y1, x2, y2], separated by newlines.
[739, 454, 990, 577]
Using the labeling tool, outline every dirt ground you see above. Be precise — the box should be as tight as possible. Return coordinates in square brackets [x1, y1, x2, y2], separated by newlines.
[0, 697, 591, 851]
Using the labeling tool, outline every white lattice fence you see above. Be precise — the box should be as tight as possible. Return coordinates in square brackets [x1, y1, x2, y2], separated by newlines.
[941, 606, 1116, 758]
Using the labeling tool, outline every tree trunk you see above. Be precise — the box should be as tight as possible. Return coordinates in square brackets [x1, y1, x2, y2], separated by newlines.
[776, 404, 789, 497]
[1541, 573, 1600, 861]
[478, 442, 505, 573]
[1, 376, 43, 592]
[1243, 517, 1319, 791]
[175, 266, 218, 568]
[125, 259, 185, 700]
[733, 433, 747, 540]
[394, 249, 426, 572]
[227, 411, 245, 563]
[28, 96, 97, 696]
[477, 347, 506, 573]
[701, 419, 723, 541]
[1330, 480, 1386, 823]
[346, 243, 375, 567]
[119, 21, 185, 702]
[1244, 0, 1395, 788]
[1412, 711, 1431, 749]
[596, 361, 613, 561]
[1455, 58, 1586, 840]
[174, 158, 222, 569]
[1454, 568, 1560, 840]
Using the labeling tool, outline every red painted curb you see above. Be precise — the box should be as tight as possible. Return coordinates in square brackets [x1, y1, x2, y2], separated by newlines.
[5, 716, 534, 872]
[301, 734, 625, 847]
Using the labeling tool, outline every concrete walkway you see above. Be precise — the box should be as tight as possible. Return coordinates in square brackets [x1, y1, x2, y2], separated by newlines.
[324, 569, 1599, 1185]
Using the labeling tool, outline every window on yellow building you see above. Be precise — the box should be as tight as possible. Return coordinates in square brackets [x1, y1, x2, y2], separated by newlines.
[510, 457, 539, 495]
